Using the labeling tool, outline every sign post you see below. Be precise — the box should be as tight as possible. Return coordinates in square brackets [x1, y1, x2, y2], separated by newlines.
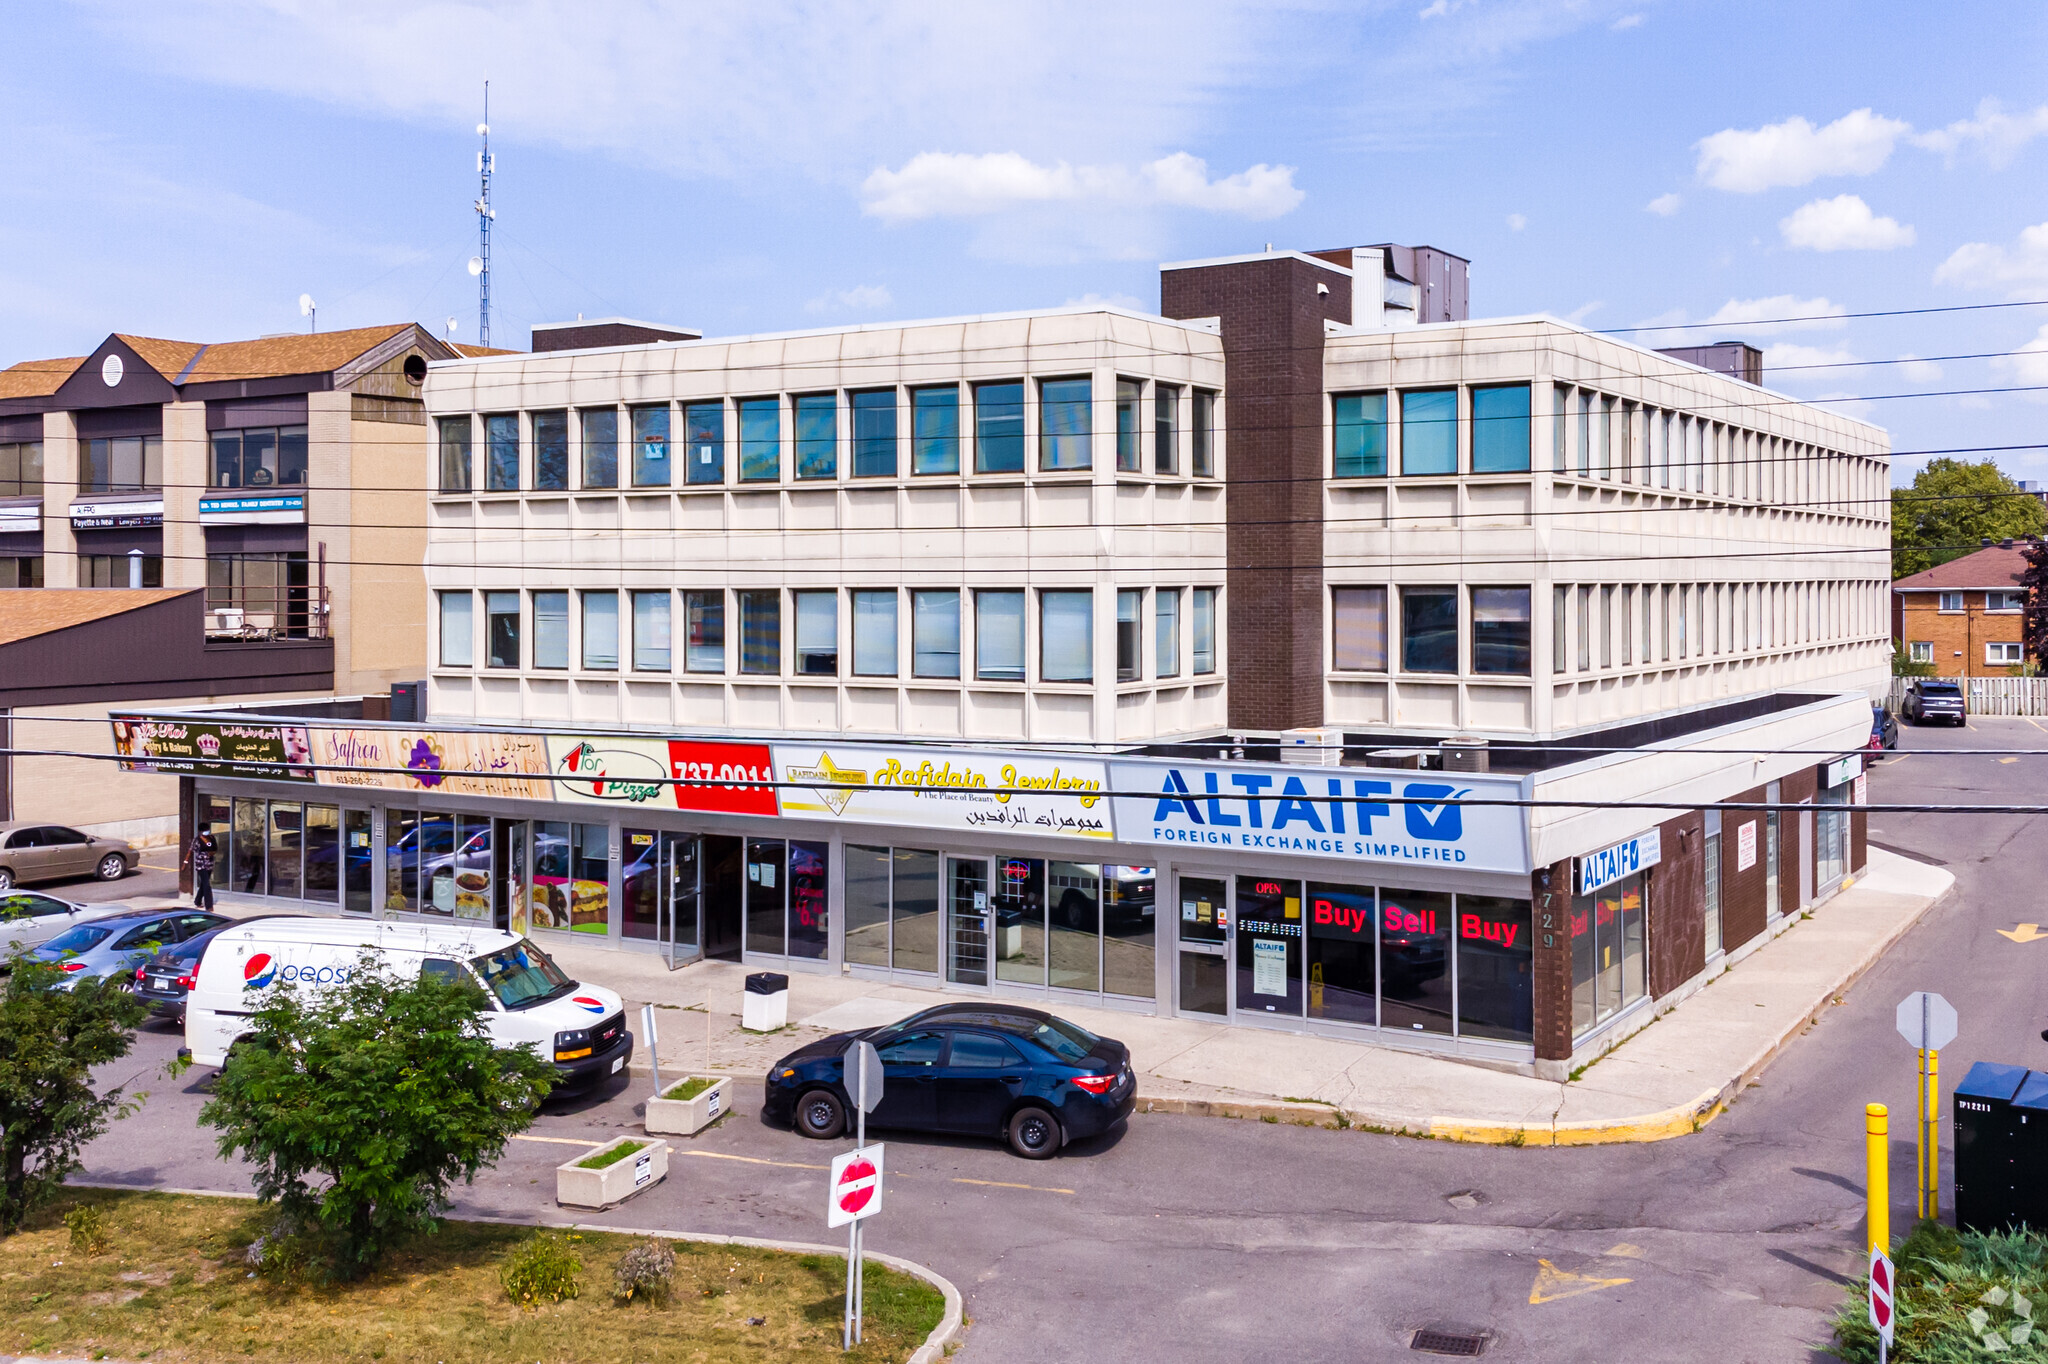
[641, 1003, 662, 1098]
[1895, 991, 1958, 1221]
[1868, 1244, 1895, 1364]
[836, 1040, 885, 1350]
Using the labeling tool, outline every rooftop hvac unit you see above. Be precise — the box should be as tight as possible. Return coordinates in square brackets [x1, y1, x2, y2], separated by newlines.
[1279, 728, 1341, 766]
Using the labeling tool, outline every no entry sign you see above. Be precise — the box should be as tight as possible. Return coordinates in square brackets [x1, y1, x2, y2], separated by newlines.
[829, 1144, 885, 1228]
[1868, 1246, 1895, 1351]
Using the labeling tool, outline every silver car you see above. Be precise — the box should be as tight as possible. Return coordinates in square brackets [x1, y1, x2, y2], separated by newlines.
[0, 822, 139, 891]
[31, 908, 230, 986]
[0, 890, 129, 958]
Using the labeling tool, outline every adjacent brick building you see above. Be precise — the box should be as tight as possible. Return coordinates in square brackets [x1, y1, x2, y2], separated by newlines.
[1891, 543, 2032, 677]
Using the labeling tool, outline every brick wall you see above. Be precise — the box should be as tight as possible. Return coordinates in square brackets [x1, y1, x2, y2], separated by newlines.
[1530, 858, 1574, 1061]
[1895, 590, 2026, 677]
[1650, 812, 1706, 996]
[1719, 785, 1770, 952]
[1162, 256, 1350, 731]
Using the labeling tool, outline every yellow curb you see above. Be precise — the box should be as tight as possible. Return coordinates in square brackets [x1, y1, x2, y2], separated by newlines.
[1425, 1088, 1724, 1147]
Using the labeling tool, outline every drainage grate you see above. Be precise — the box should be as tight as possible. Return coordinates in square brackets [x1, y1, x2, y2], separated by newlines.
[1411, 1327, 1488, 1356]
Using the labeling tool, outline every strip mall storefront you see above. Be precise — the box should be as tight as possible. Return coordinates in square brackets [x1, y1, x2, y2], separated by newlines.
[112, 705, 1868, 1076]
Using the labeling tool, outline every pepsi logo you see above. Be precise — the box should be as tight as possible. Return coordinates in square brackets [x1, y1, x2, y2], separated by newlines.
[243, 953, 277, 990]
[573, 995, 607, 1014]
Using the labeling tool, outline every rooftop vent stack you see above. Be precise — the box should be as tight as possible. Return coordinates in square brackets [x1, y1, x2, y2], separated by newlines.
[1303, 243, 1469, 327]
[1440, 737, 1490, 773]
[1655, 341, 1764, 387]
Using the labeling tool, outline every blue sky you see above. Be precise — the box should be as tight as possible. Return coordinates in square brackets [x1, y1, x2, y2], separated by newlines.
[5, 1, 2047, 484]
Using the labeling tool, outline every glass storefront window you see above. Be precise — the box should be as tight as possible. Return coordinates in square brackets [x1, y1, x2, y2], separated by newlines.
[568, 823, 610, 933]
[623, 828, 660, 941]
[1102, 866, 1155, 999]
[385, 809, 420, 912]
[845, 845, 891, 968]
[1571, 870, 1647, 1037]
[530, 820, 571, 930]
[419, 812, 455, 916]
[342, 808, 372, 913]
[789, 840, 828, 959]
[267, 802, 302, 900]
[1704, 810, 1723, 957]
[1455, 895, 1533, 1043]
[1306, 881, 1376, 1025]
[747, 839, 787, 955]
[452, 816, 491, 921]
[303, 804, 339, 903]
[1048, 861, 1100, 992]
[665, 833, 700, 951]
[1234, 876, 1302, 1016]
[1817, 785, 1850, 888]
[994, 857, 1047, 986]
[1378, 886, 1452, 1035]
[892, 848, 941, 975]
[232, 797, 266, 896]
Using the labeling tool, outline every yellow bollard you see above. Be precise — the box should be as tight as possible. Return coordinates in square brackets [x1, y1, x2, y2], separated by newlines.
[1923, 1049, 1940, 1221]
[1867, 1102, 1889, 1254]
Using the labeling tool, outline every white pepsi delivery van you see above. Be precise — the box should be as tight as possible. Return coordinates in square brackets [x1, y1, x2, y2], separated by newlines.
[184, 919, 631, 1089]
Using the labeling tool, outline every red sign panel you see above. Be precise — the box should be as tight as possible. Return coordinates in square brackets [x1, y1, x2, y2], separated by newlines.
[667, 740, 779, 816]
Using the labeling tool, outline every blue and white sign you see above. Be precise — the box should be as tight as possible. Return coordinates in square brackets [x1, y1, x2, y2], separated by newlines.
[1108, 760, 1531, 875]
[1576, 828, 1662, 894]
[198, 493, 306, 526]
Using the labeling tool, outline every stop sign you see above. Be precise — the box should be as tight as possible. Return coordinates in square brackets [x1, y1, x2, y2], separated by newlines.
[828, 1144, 885, 1228]
[1868, 1246, 1894, 1347]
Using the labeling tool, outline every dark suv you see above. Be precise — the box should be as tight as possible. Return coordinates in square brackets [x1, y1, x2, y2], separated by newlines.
[1904, 679, 1966, 726]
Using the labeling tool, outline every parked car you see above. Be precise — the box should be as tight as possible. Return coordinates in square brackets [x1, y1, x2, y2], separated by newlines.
[31, 908, 230, 988]
[1870, 703, 1900, 750]
[0, 823, 138, 891]
[0, 890, 130, 959]
[1903, 679, 1967, 726]
[132, 914, 301, 1024]
[764, 1002, 1135, 1159]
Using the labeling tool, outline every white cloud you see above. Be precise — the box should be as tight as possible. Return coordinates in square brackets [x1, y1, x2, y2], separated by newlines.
[1694, 108, 1911, 192]
[1913, 99, 2048, 168]
[1934, 219, 2048, 290]
[1895, 355, 1945, 384]
[860, 151, 1302, 222]
[1703, 294, 1848, 331]
[1505, 212, 1526, 231]
[803, 284, 893, 315]
[1645, 192, 1681, 216]
[1778, 194, 1915, 251]
[1565, 300, 1604, 324]
[1062, 291, 1145, 310]
[1610, 13, 1644, 30]
[1761, 342, 1860, 374]
[1998, 324, 2048, 388]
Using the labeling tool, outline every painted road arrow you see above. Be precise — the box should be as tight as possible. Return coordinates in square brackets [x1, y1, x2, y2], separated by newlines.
[1528, 1258, 1633, 1305]
[1998, 923, 2048, 943]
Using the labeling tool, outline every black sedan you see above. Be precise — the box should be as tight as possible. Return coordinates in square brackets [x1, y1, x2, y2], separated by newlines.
[763, 1003, 1135, 1159]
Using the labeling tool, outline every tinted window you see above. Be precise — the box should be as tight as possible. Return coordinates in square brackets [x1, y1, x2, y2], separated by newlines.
[41, 924, 113, 954]
[947, 1032, 1022, 1069]
[112, 920, 174, 951]
[877, 1031, 945, 1067]
[4, 829, 40, 849]
[46, 827, 91, 846]
[171, 914, 223, 940]
[0, 893, 63, 922]
[1027, 1017, 1099, 1063]
[1923, 682, 1961, 695]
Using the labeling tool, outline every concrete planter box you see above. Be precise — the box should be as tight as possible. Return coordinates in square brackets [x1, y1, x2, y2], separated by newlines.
[645, 1075, 733, 1137]
[556, 1136, 668, 1211]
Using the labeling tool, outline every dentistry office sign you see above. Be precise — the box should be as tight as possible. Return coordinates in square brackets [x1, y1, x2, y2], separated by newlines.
[1108, 760, 1531, 875]
[773, 745, 1113, 840]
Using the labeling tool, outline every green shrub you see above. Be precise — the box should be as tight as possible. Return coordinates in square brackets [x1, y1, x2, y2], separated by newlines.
[662, 1076, 715, 1102]
[63, 1205, 107, 1257]
[576, 1139, 647, 1170]
[501, 1232, 582, 1309]
[1831, 1221, 2048, 1361]
[612, 1240, 675, 1305]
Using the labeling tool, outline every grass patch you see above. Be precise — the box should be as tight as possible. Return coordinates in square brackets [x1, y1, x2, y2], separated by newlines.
[575, 1140, 648, 1170]
[2, 1188, 944, 1363]
[662, 1077, 717, 1102]
[1831, 1220, 2048, 1361]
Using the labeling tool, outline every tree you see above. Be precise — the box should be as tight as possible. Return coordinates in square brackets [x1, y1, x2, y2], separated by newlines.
[2017, 536, 2048, 665]
[200, 956, 557, 1278]
[0, 959, 148, 1233]
[1892, 458, 2046, 578]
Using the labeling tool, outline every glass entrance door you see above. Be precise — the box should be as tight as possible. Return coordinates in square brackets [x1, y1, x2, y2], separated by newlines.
[661, 832, 700, 970]
[1176, 875, 1228, 1017]
[947, 857, 990, 986]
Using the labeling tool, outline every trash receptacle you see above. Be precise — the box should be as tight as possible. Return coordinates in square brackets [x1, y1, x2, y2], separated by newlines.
[2011, 1071, 2048, 1231]
[1955, 1061, 2032, 1232]
[742, 971, 789, 1032]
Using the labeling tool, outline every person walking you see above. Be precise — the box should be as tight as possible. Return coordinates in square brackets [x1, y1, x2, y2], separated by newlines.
[186, 828, 218, 910]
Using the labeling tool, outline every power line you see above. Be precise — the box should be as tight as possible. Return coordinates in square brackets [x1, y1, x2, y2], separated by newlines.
[1598, 297, 2048, 333]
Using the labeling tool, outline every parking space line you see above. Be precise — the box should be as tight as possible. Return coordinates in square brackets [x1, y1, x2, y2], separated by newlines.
[679, 1150, 828, 1171]
[952, 1177, 1075, 1195]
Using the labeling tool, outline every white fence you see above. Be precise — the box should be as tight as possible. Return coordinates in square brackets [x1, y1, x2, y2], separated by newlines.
[1888, 676, 2048, 716]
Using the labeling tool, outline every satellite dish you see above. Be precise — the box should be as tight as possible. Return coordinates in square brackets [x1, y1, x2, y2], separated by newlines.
[299, 294, 316, 316]
[467, 256, 484, 277]
[477, 122, 489, 136]
[446, 316, 459, 335]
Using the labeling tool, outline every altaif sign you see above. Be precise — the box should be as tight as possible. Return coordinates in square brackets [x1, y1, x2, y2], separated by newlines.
[1576, 829, 1663, 894]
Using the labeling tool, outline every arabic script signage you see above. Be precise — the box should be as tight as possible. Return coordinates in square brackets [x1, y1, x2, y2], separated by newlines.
[313, 728, 551, 799]
[772, 745, 1112, 840]
[112, 716, 314, 782]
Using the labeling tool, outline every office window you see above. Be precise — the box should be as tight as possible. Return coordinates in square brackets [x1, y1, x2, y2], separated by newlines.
[685, 401, 725, 484]
[1472, 587, 1531, 675]
[485, 413, 519, 491]
[1192, 389, 1217, 476]
[1192, 587, 1217, 674]
[1577, 391, 1593, 473]
[84, 554, 163, 588]
[974, 381, 1025, 473]
[632, 590, 671, 671]
[438, 416, 472, 492]
[794, 591, 838, 674]
[581, 591, 618, 670]
[1909, 640, 1932, 663]
[1039, 378, 1092, 471]
[739, 397, 780, 482]
[912, 386, 960, 475]
[532, 410, 568, 490]
[912, 590, 961, 678]
[795, 393, 837, 479]
[1116, 590, 1142, 682]
[1333, 393, 1387, 478]
[0, 442, 42, 497]
[630, 405, 670, 487]
[1401, 587, 1459, 673]
[1400, 389, 1457, 475]
[1990, 641, 2024, 666]
[1116, 379, 1142, 473]
[1577, 585, 1592, 670]
[1041, 590, 1093, 681]
[1642, 582, 1655, 662]
[1621, 585, 1635, 664]
[1332, 586, 1388, 672]
[534, 591, 568, 669]
[739, 590, 780, 674]
[1553, 585, 1569, 673]
[852, 590, 898, 676]
[1154, 383, 1179, 474]
[438, 591, 473, 667]
[486, 591, 520, 668]
[1156, 588, 1181, 678]
[209, 427, 304, 489]
[1552, 386, 1569, 472]
[851, 389, 897, 477]
[1601, 585, 1615, 668]
[976, 590, 1025, 681]
[0, 557, 43, 588]
[1471, 384, 1531, 473]
[685, 591, 725, 672]
[580, 408, 618, 488]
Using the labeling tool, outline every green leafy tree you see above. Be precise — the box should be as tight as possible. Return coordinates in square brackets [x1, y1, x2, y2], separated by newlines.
[2017, 536, 2048, 665]
[0, 959, 148, 1233]
[200, 955, 557, 1278]
[1892, 458, 2046, 578]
